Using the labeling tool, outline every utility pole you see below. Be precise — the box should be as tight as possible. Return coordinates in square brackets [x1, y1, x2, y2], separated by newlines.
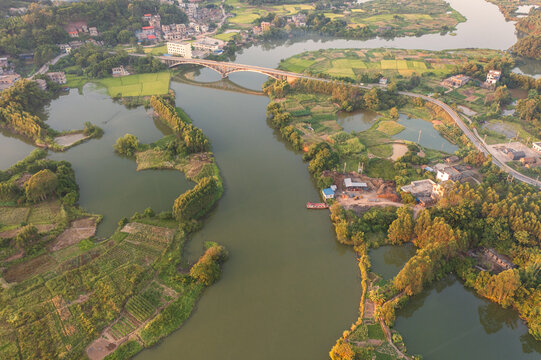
[343, 162, 347, 173]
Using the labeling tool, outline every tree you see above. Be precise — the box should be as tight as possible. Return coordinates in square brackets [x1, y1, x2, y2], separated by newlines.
[113, 134, 139, 156]
[15, 225, 38, 248]
[25, 169, 58, 202]
[173, 176, 220, 220]
[387, 207, 413, 244]
[414, 209, 431, 239]
[475, 269, 521, 307]
[389, 107, 399, 120]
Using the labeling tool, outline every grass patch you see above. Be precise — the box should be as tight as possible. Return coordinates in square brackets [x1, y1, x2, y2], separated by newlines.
[213, 32, 238, 41]
[365, 158, 396, 179]
[377, 121, 405, 136]
[98, 72, 171, 97]
[143, 45, 167, 56]
[28, 200, 62, 225]
[0, 206, 30, 226]
[367, 323, 386, 340]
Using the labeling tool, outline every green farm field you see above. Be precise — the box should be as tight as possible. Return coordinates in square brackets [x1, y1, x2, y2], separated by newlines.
[280, 48, 504, 80]
[226, 0, 313, 27]
[98, 72, 171, 97]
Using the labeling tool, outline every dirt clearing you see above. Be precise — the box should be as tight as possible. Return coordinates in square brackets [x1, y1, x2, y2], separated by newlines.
[389, 143, 408, 161]
[50, 217, 97, 251]
[55, 133, 88, 147]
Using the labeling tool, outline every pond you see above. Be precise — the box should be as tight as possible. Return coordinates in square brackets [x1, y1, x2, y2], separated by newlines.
[392, 114, 459, 153]
[47, 85, 192, 237]
[0, 130, 36, 170]
[369, 244, 416, 280]
[395, 277, 541, 360]
[337, 109, 380, 133]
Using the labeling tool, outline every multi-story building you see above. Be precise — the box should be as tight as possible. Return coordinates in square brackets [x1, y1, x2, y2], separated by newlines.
[46, 72, 67, 84]
[112, 66, 130, 77]
[486, 70, 502, 85]
[167, 41, 192, 58]
[261, 21, 271, 32]
[193, 37, 224, 52]
[0, 74, 21, 91]
[34, 79, 47, 91]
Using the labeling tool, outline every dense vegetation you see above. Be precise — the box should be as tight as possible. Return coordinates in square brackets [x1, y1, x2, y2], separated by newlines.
[173, 176, 221, 220]
[0, 80, 50, 141]
[51, 44, 166, 79]
[0, 0, 187, 63]
[114, 133, 140, 156]
[513, 9, 541, 60]
[0, 149, 78, 206]
[150, 95, 209, 153]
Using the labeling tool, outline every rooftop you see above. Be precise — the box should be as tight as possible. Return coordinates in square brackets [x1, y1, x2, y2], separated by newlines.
[322, 188, 335, 196]
[344, 178, 368, 188]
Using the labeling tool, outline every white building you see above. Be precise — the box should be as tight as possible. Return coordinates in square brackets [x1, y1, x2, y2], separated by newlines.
[89, 27, 99, 37]
[167, 41, 192, 58]
[436, 166, 462, 182]
[46, 72, 67, 84]
[322, 187, 335, 199]
[112, 66, 129, 77]
[486, 70, 502, 85]
[193, 37, 224, 52]
[533, 142, 541, 153]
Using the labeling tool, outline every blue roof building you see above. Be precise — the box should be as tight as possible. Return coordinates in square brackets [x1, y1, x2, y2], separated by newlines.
[322, 187, 335, 199]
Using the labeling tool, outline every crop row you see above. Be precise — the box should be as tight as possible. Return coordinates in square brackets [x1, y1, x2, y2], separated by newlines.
[126, 295, 156, 322]
[110, 317, 137, 340]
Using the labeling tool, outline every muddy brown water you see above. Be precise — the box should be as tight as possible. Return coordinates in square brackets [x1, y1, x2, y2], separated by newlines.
[0, 0, 540, 358]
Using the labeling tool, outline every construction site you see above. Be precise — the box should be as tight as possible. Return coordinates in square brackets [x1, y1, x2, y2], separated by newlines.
[321, 171, 403, 214]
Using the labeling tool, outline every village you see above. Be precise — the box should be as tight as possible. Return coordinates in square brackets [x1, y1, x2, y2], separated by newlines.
[316, 154, 479, 211]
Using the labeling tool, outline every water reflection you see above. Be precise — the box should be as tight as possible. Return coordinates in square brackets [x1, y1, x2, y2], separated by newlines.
[337, 110, 380, 133]
[392, 114, 458, 153]
[395, 278, 541, 359]
[48, 85, 192, 237]
[369, 244, 416, 280]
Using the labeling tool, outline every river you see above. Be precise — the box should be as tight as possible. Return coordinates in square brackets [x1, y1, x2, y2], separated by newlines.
[0, 0, 539, 358]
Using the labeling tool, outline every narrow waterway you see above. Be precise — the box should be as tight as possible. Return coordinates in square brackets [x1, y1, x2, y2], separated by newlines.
[133, 78, 361, 360]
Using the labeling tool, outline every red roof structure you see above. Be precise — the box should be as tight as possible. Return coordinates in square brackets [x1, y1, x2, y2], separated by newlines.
[142, 26, 154, 30]
[147, 35, 156, 39]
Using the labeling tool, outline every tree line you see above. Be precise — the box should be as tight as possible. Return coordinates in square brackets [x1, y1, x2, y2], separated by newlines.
[513, 8, 541, 60]
[150, 95, 209, 154]
[172, 176, 221, 221]
[0, 80, 50, 141]
[51, 44, 166, 79]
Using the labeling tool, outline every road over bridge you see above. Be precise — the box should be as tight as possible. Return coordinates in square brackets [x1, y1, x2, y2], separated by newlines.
[132, 53, 541, 189]
[155, 55, 304, 82]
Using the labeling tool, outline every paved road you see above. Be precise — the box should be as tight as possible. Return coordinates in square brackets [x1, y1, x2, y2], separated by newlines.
[400, 92, 541, 188]
[29, 53, 68, 79]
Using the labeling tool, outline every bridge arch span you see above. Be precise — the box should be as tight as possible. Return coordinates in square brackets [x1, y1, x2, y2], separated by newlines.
[167, 60, 282, 80]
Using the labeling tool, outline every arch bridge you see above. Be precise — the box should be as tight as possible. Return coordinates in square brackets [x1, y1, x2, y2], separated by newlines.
[157, 55, 300, 83]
